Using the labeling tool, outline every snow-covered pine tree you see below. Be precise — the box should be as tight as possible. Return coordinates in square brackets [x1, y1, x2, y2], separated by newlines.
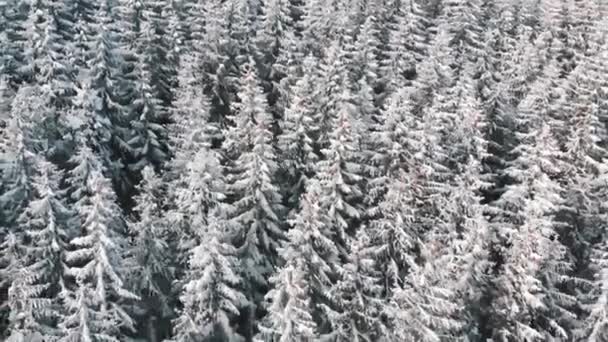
[170, 146, 227, 265]
[69, 0, 135, 201]
[476, 2, 502, 118]
[365, 86, 427, 283]
[6, 157, 69, 341]
[348, 10, 380, 87]
[128, 56, 169, 174]
[483, 29, 545, 204]
[212, 0, 260, 132]
[299, 0, 349, 55]
[423, 70, 492, 340]
[128, 166, 174, 341]
[559, 34, 608, 340]
[0, 0, 27, 86]
[315, 84, 365, 257]
[277, 55, 318, 209]
[20, 0, 71, 95]
[224, 59, 284, 339]
[382, 0, 428, 92]
[168, 51, 215, 171]
[166, 49, 225, 263]
[138, 0, 177, 112]
[585, 260, 608, 342]
[61, 0, 97, 73]
[190, 0, 239, 133]
[60, 166, 138, 341]
[171, 207, 246, 342]
[327, 229, 391, 342]
[66, 77, 119, 198]
[311, 41, 351, 156]
[540, 0, 588, 77]
[256, 0, 296, 125]
[476, 0, 514, 205]
[367, 100, 464, 339]
[348, 13, 384, 166]
[484, 70, 577, 340]
[410, 28, 454, 116]
[168, 50, 243, 337]
[0, 231, 20, 338]
[387, 252, 462, 342]
[257, 180, 337, 341]
[0, 97, 38, 230]
[19, 0, 73, 158]
[0, 98, 41, 335]
[436, 0, 484, 72]
[94, 0, 172, 207]
[1, 95, 52, 337]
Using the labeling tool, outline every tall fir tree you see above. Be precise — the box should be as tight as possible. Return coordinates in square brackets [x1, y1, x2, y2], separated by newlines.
[6, 158, 69, 341]
[128, 166, 174, 341]
[257, 180, 337, 341]
[277, 55, 318, 209]
[171, 208, 246, 342]
[224, 59, 284, 339]
[60, 163, 138, 341]
[483, 72, 577, 340]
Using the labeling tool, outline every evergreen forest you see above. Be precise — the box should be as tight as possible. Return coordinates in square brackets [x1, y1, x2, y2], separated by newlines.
[2, 0, 608, 341]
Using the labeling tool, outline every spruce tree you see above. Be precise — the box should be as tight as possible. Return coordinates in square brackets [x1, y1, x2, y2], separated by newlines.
[328, 229, 391, 342]
[224, 60, 284, 339]
[314, 85, 365, 255]
[256, 0, 296, 123]
[128, 166, 174, 340]
[257, 180, 337, 341]
[6, 158, 69, 341]
[383, 0, 428, 91]
[167, 52, 225, 266]
[277, 55, 318, 209]
[20, 0, 73, 155]
[171, 208, 246, 342]
[60, 165, 138, 341]
[0, 0, 26, 85]
[485, 75, 576, 340]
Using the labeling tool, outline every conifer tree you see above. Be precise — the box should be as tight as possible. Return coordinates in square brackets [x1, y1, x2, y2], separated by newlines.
[138, 0, 177, 111]
[62, 0, 97, 72]
[60, 166, 138, 341]
[224, 60, 284, 339]
[6, 158, 69, 341]
[128, 166, 174, 340]
[366, 88, 425, 286]
[0, 0, 26, 85]
[0, 104, 40, 335]
[300, 0, 348, 55]
[19, 0, 73, 154]
[383, 0, 428, 91]
[437, 0, 484, 69]
[169, 50, 242, 337]
[312, 41, 351, 155]
[128, 61, 170, 173]
[257, 180, 337, 341]
[171, 208, 246, 342]
[257, 0, 296, 123]
[485, 75, 576, 340]
[426, 71, 492, 340]
[0, 105, 36, 230]
[76, 0, 134, 198]
[314, 85, 365, 255]
[277, 56, 318, 208]
[387, 257, 461, 342]
[560, 36, 608, 340]
[167, 52, 225, 265]
[328, 229, 391, 342]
